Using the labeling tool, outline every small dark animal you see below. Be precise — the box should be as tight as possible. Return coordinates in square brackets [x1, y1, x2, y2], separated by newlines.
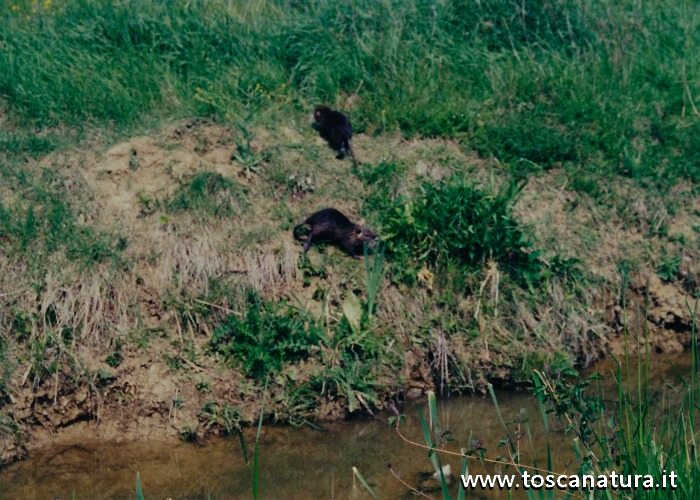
[312, 106, 357, 163]
[293, 208, 377, 258]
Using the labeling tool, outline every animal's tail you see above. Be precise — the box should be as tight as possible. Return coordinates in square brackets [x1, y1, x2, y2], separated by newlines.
[347, 140, 359, 168]
[293, 222, 309, 241]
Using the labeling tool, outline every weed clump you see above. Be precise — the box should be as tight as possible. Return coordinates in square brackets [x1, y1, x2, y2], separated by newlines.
[210, 291, 322, 379]
[368, 174, 541, 283]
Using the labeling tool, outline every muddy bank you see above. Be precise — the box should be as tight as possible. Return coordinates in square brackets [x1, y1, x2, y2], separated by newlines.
[1, 276, 695, 468]
[0, 353, 693, 499]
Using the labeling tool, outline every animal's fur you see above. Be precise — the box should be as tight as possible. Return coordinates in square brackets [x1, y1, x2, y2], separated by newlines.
[313, 106, 357, 165]
[294, 208, 377, 258]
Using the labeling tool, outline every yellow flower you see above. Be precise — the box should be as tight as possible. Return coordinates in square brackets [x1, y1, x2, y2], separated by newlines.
[11, 5, 20, 12]
[44, 0, 53, 9]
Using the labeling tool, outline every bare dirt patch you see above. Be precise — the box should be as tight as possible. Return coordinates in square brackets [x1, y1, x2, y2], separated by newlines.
[516, 171, 699, 357]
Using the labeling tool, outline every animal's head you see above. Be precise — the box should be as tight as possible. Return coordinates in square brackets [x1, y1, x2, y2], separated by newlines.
[313, 105, 331, 122]
[354, 225, 378, 247]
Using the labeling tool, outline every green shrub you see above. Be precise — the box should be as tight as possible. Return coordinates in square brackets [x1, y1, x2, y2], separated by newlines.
[210, 291, 322, 379]
[370, 175, 541, 281]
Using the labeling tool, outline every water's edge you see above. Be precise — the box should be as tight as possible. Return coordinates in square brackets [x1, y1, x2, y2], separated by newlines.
[0, 353, 691, 499]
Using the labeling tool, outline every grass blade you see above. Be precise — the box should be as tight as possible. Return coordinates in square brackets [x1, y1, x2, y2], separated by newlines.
[237, 429, 250, 465]
[418, 412, 439, 474]
[251, 375, 269, 500]
[352, 466, 377, 498]
[419, 392, 452, 500]
[135, 472, 144, 500]
[487, 383, 517, 458]
[457, 450, 468, 500]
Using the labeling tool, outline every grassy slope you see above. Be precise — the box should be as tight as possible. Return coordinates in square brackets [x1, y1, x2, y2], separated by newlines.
[0, 0, 698, 462]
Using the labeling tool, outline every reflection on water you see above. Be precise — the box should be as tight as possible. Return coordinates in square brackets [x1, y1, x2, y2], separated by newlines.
[0, 353, 692, 499]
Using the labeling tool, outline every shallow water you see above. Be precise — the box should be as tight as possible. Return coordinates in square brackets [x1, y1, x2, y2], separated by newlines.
[0, 353, 692, 499]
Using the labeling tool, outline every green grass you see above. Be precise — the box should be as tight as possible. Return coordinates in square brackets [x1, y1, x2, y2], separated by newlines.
[167, 171, 248, 217]
[534, 345, 700, 498]
[0, 0, 697, 191]
[0, 160, 125, 266]
[0, 130, 61, 159]
[135, 472, 144, 500]
[207, 253, 396, 415]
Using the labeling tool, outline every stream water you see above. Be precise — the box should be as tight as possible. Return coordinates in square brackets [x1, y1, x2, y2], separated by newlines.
[0, 352, 692, 499]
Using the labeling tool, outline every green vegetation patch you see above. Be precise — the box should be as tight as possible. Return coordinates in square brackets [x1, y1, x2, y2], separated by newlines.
[1, 0, 696, 191]
[167, 171, 248, 217]
[0, 130, 61, 159]
[0, 166, 124, 265]
[210, 291, 323, 379]
[363, 168, 541, 283]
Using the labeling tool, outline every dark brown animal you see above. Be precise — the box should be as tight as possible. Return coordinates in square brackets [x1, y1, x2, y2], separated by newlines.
[293, 208, 377, 258]
[312, 106, 357, 164]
